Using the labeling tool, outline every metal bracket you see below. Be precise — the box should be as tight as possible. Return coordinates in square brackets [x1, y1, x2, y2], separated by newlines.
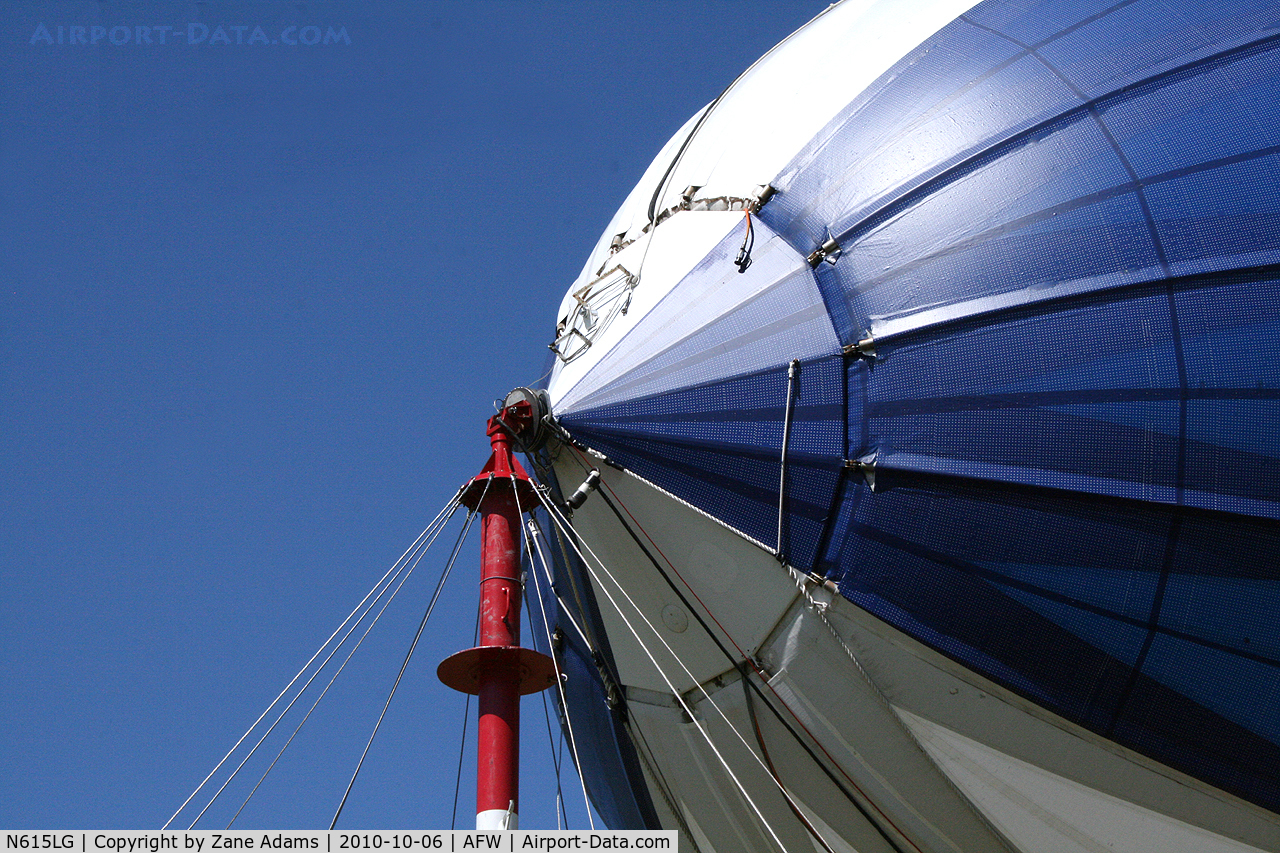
[750, 183, 777, 211]
[806, 235, 842, 268]
[842, 334, 877, 359]
[567, 469, 601, 509]
[845, 454, 877, 491]
[548, 326, 591, 358]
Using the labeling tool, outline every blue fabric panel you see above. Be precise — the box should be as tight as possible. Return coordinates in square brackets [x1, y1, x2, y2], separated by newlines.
[1097, 43, 1280, 277]
[523, 487, 660, 829]
[827, 477, 1280, 810]
[833, 130, 1158, 329]
[557, 218, 839, 416]
[1140, 631, 1280, 745]
[750, 0, 1280, 812]
[1112, 632, 1280, 809]
[564, 261, 839, 414]
[836, 480, 1163, 721]
[759, 1, 1280, 348]
[831, 267, 1280, 808]
[554, 639, 640, 828]
[560, 356, 845, 571]
[763, 17, 1085, 263]
[1026, 1, 1280, 100]
[560, 0, 1280, 817]
[1176, 269, 1280, 514]
[861, 283, 1186, 505]
[846, 359, 868, 458]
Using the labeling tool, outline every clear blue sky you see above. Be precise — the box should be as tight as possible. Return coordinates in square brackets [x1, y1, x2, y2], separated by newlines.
[0, 0, 828, 831]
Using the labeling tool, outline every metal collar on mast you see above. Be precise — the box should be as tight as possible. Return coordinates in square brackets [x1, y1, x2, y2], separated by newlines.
[437, 397, 556, 831]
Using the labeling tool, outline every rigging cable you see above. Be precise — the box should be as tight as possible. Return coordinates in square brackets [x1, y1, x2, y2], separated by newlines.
[330, 476, 493, 829]
[521, 553, 569, 831]
[523, 509, 703, 851]
[554, 720, 567, 830]
[516, 479, 596, 830]
[200, 498, 460, 828]
[163, 493, 464, 830]
[224, 498, 462, 828]
[563, 447, 920, 853]
[535, 485, 826, 851]
[450, 600, 482, 830]
[520, 468, 699, 843]
[532, 486, 811, 853]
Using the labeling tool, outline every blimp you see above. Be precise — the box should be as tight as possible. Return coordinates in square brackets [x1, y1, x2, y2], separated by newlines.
[469, 0, 1280, 850]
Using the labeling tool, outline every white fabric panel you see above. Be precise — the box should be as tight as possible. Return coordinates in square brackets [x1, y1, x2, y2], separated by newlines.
[556, 215, 837, 415]
[661, 0, 985, 202]
[566, 0, 983, 299]
[549, 212, 743, 408]
[895, 710, 1270, 853]
[568, 109, 706, 291]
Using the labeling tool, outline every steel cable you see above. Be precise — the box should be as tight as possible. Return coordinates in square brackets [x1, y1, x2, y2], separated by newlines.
[164, 493, 463, 830]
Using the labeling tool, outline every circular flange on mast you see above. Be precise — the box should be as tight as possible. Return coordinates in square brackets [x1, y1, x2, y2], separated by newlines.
[437, 393, 556, 831]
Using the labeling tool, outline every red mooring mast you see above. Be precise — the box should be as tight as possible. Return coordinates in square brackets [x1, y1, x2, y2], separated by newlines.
[437, 400, 556, 830]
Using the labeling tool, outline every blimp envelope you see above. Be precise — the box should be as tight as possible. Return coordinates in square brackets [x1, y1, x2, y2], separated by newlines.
[538, 0, 1280, 844]
[549, 0, 1280, 819]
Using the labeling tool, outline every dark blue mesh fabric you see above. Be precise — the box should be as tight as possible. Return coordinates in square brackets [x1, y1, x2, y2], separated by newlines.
[559, 0, 1280, 815]
[763, 0, 1280, 347]
[854, 275, 1280, 517]
[559, 356, 845, 570]
[823, 477, 1280, 809]
[524, 494, 660, 830]
[757, 0, 1280, 812]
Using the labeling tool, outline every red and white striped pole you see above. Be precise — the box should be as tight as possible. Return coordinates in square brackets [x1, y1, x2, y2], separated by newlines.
[438, 402, 556, 830]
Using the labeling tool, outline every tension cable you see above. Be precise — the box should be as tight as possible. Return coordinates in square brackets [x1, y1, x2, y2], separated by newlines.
[165, 493, 463, 830]
[330, 477, 492, 829]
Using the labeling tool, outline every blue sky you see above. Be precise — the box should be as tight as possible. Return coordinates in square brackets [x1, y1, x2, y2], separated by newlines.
[0, 0, 826, 831]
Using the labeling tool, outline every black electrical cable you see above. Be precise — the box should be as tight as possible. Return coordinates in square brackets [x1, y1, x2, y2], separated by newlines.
[735, 209, 755, 274]
[740, 662, 837, 853]
[645, 94, 725, 227]
[641, 0, 843, 230]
